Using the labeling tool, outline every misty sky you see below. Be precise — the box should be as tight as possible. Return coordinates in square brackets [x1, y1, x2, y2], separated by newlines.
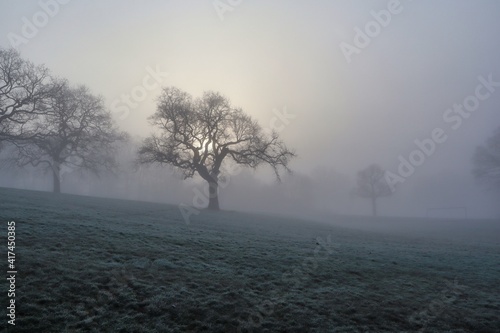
[1, 0, 500, 217]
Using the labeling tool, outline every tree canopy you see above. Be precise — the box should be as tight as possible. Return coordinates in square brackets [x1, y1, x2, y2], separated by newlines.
[138, 87, 295, 210]
[0, 48, 56, 142]
[8, 81, 127, 193]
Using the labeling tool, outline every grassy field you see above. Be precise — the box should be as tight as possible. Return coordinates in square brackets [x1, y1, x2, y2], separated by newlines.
[1, 187, 499, 332]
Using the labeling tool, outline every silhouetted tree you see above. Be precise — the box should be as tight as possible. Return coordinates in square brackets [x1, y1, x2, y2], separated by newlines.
[9, 81, 127, 193]
[0, 48, 56, 142]
[473, 127, 500, 191]
[138, 87, 295, 210]
[355, 164, 392, 216]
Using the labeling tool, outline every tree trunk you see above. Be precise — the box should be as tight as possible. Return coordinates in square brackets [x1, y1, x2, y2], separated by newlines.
[52, 162, 61, 193]
[371, 196, 377, 217]
[207, 180, 219, 210]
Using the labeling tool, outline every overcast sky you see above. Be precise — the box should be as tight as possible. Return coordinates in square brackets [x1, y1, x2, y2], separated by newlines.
[1, 0, 500, 217]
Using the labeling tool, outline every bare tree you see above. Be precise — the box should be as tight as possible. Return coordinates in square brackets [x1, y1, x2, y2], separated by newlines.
[473, 127, 500, 191]
[138, 87, 295, 210]
[9, 81, 127, 193]
[355, 164, 392, 216]
[0, 48, 56, 142]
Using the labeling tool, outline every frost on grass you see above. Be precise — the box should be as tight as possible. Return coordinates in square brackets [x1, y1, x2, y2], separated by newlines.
[1, 187, 499, 332]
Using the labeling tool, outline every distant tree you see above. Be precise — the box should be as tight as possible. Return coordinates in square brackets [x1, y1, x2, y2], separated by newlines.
[9, 81, 127, 193]
[0, 48, 56, 142]
[138, 87, 295, 210]
[473, 127, 500, 191]
[355, 164, 392, 216]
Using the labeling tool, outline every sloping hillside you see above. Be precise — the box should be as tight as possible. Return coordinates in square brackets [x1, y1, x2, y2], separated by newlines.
[1, 187, 499, 332]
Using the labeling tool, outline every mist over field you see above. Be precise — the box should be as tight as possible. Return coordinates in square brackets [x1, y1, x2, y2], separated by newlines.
[1, 0, 500, 218]
[1, 1, 500, 332]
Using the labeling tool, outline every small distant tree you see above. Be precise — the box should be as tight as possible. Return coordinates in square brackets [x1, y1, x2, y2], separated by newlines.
[355, 164, 392, 216]
[473, 127, 500, 191]
[0, 48, 56, 142]
[138, 87, 296, 210]
[9, 81, 127, 193]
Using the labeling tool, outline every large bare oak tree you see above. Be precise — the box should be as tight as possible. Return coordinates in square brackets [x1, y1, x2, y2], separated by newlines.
[138, 87, 295, 210]
[9, 81, 127, 193]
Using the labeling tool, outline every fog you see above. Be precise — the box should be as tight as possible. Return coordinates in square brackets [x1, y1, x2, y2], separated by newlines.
[1, 0, 500, 219]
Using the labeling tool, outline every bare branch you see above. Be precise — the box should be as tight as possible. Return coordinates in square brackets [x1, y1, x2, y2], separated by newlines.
[138, 87, 296, 209]
[7, 81, 127, 192]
